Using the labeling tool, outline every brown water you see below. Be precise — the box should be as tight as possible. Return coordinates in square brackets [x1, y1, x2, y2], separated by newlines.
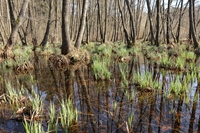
[0, 56, 199, 133]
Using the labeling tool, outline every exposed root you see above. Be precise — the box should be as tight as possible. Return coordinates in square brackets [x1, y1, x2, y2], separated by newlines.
[13, 62, 34, 74]
[48, 54, 70, 71]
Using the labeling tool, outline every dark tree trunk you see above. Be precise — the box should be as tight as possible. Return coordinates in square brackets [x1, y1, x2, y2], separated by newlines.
[189, 0, 199, 48]
[146, 0, 155, 45]
[155, 0, 160, 46]
[103, 0, 107, 43]
[176, 0, 184, 43]
[5, 0, 29, 50]
[61, 0, 71, 55]
[97, 0, 103, 42]
[125, 0, 136, 47]
[75, 0, 88, 49]
[118, 0, 131, 47]
[166, 0, 172, 44]
[40, 0, 53, 47]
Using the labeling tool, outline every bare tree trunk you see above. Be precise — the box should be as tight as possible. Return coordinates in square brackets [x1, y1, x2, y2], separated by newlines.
[40, 0, 53, 47]
[118, 0, 131, 47]
[103, 0, 107, 43]
[155, 0, 160, 46]
[166, 0, 172, 44]
[75, 0, 88, 49]
[176, 1, 183, 43]
[61, 0, 71, 55]
[97, 0, 103, 42]
[5, 0, 29, 51]
[146, 0, 155, 45]
[124, 0, 136, 47]
[189, 0, 199, 48]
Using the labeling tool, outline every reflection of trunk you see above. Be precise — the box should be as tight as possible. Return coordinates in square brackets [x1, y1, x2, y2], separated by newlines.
[64, 69, 74, 98]
[173, 98, 183, 132]
[158, 75, 165, 132]
[48, 61, 58, 91]
[76, 69, 96, 133]
[148, 96, 155, 132]
[188, 88, 198, 133]
[116, 91, 125, 133]
[40, 0, 53, 47]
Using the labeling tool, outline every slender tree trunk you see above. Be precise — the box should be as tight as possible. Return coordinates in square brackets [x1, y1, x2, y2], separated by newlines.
[124, 0, 136, 47]
[166, 0, 172, 44]
[103, 0, 107, 43]
[155, 0, 160, 46]
[189, 0, 199, 48]
[75, 0, 88, 49]
[40, 0, 53, 47]
[61, 0, 71, 55]
[97, 0, 103, 42]
[146, 0, 155, 45]
[118, 0, 131, 47]
[176, 0, 183, 43]
[5, 0, 29, 50]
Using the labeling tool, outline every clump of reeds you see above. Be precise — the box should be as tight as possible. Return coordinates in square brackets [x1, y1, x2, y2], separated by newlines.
[1, 82, 78, 132]
[133, 71, 161, 92]
[92, 59, 111, 80]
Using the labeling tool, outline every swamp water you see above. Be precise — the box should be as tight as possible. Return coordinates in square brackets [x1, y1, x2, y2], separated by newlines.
[0, 55, 199, 133]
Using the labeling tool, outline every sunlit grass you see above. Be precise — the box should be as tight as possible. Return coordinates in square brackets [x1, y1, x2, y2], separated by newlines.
[23, 119, 45, 133]
[92, 59, 111, 80]
[59, 99, 78, 132]
[133, 71, 162, 91]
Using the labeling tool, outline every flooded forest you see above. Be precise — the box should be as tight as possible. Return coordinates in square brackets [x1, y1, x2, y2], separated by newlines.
[0, 0, 200, 133]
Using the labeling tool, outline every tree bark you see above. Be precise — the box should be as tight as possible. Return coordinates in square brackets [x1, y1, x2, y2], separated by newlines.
[61, 0, 71, 55]
[97, 0, 103, 42]
[189, 0, 199, 48]
[124, 0, 136, 47]
[40, 0, 53, 47]
[155, 0, 160, 46]
[75, 0, 88, 49]
[176, 0, 183, 43]
[118, 0, 131, 47]
[5, 0, 29, 50]
[146, 0, 155, 45]
[166, 0, 172, 44]
[103, 0, 107, 43]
